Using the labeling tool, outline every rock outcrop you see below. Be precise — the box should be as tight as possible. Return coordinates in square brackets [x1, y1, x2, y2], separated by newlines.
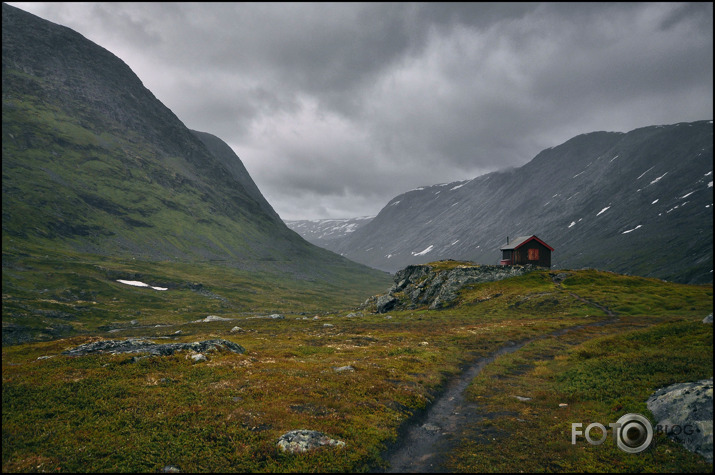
[646, 378, 713, 463]
[366, 261, 538, 312]
[62, 338, 245, 357]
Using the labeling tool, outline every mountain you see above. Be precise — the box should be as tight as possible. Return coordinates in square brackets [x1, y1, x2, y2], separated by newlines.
[1, 3, 388, 283]
[285, 216, 374, 252]
[332, 121, 713, 284]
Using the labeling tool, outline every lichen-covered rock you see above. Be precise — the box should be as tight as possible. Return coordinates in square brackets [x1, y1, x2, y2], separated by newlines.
[62, 338, 245, 357]
[646, 378, 713, 463]
[276, 430, 345, 453]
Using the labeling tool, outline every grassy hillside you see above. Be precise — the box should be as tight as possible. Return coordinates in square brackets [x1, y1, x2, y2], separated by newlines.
[2, 243, 391, 346]
[3, 267, 712, 472]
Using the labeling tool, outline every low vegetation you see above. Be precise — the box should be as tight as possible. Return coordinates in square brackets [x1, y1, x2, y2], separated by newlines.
[2, 260, 712, 472]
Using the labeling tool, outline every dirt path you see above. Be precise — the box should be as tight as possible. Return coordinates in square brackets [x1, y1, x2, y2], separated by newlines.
[377, 317, 620, 473]
[381, 340, 530, 473]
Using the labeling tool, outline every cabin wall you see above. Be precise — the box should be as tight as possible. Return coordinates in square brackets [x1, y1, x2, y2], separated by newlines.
[514, 241, 551, 267]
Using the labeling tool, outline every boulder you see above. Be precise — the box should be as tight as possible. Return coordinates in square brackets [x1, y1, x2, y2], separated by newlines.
[704, 314, 713, 324]
[276, 430, 345, 453]
[647, 378, 713, 463]
[333, 365, 355, 372]
[197, 315, 233, 322]
[190, 353, 207, 363]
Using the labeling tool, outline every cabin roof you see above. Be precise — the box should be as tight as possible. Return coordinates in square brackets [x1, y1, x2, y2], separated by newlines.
[500, 235, 554, 251]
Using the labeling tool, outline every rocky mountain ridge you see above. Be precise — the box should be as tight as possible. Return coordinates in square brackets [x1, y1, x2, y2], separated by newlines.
[332, 121, 713, 284]
[285, 216, 374, 251]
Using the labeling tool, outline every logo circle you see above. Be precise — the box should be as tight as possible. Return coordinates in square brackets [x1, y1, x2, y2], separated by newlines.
[615, 413, 653, 453]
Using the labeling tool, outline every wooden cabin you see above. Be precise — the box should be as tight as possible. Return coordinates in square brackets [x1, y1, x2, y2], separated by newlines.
[499, 235, 553, 268]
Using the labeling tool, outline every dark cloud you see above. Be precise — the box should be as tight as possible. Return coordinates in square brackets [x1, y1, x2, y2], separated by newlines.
[9, 2, 713, 219]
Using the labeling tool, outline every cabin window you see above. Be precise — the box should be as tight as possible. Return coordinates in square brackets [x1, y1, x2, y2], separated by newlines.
[528, 248, 539, 261]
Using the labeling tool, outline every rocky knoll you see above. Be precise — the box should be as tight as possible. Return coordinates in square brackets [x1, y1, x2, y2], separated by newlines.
[366, 261, 538, 312]
[62, 338, 245, 357]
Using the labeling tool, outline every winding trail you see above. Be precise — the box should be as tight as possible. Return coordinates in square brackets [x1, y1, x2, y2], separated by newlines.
[374, 275, 626, 472]
[378, 316, 620, 473]
[382, 339, 531, 473]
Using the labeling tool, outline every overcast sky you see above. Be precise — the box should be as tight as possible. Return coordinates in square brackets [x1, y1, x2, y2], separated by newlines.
[10, 2, 714, 220]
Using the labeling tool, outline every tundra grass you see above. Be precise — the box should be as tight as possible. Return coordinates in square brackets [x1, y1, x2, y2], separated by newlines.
[2, 246, 391, 344]
[448, 316, 713, 472]
[3, 268, 712, 472]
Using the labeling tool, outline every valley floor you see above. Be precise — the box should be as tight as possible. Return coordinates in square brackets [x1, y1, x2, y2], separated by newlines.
[2, 269, 713, 472]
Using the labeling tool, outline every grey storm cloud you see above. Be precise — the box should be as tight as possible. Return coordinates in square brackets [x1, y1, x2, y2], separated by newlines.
[9, 2, 714, 220]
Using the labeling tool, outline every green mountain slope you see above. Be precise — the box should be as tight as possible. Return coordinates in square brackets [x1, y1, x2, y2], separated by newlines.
[2, 3, 390, 344]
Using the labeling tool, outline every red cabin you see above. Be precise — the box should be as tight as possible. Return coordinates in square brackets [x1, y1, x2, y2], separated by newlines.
[499, 235, 553, 268]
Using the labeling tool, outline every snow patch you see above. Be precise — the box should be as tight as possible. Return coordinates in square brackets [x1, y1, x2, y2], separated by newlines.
[412, 245, 434, 256]
[596, 206, 611, 217]
[708, 181, 713, 188]
[637, 166, 654, 180]
[679, 191, 695, 199]
[649, 172, 668, 185]
[389, 200, 401, 206]
[622, 225, 642, 234]
[117, 280, 167, 291]
[450, 183, 466, 191]
[568, 221, 576, 228]
[609, 155, 619, 162]
[651, 199, 659, 204]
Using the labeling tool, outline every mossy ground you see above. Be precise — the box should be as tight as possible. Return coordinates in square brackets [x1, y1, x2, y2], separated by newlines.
[2, 265, 713, 472]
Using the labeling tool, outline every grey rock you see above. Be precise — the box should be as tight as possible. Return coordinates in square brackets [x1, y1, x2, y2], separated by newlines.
[704, 314, 713, 324]
[370, 263, 537, 312]
[376, 294, 397, 313]
[190, 353, 207, 363]
[160, 466, 181, 473]
[230, 326, 244, 333]
[246, 314, 285, 320]
[333, 365, 355, 372]
[647, 378, 713, 463]
[276, 429, 346, 453]
[62, 338, 246, 357]
[514, 396, 532, 402]
[195, 315, 232, 323]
